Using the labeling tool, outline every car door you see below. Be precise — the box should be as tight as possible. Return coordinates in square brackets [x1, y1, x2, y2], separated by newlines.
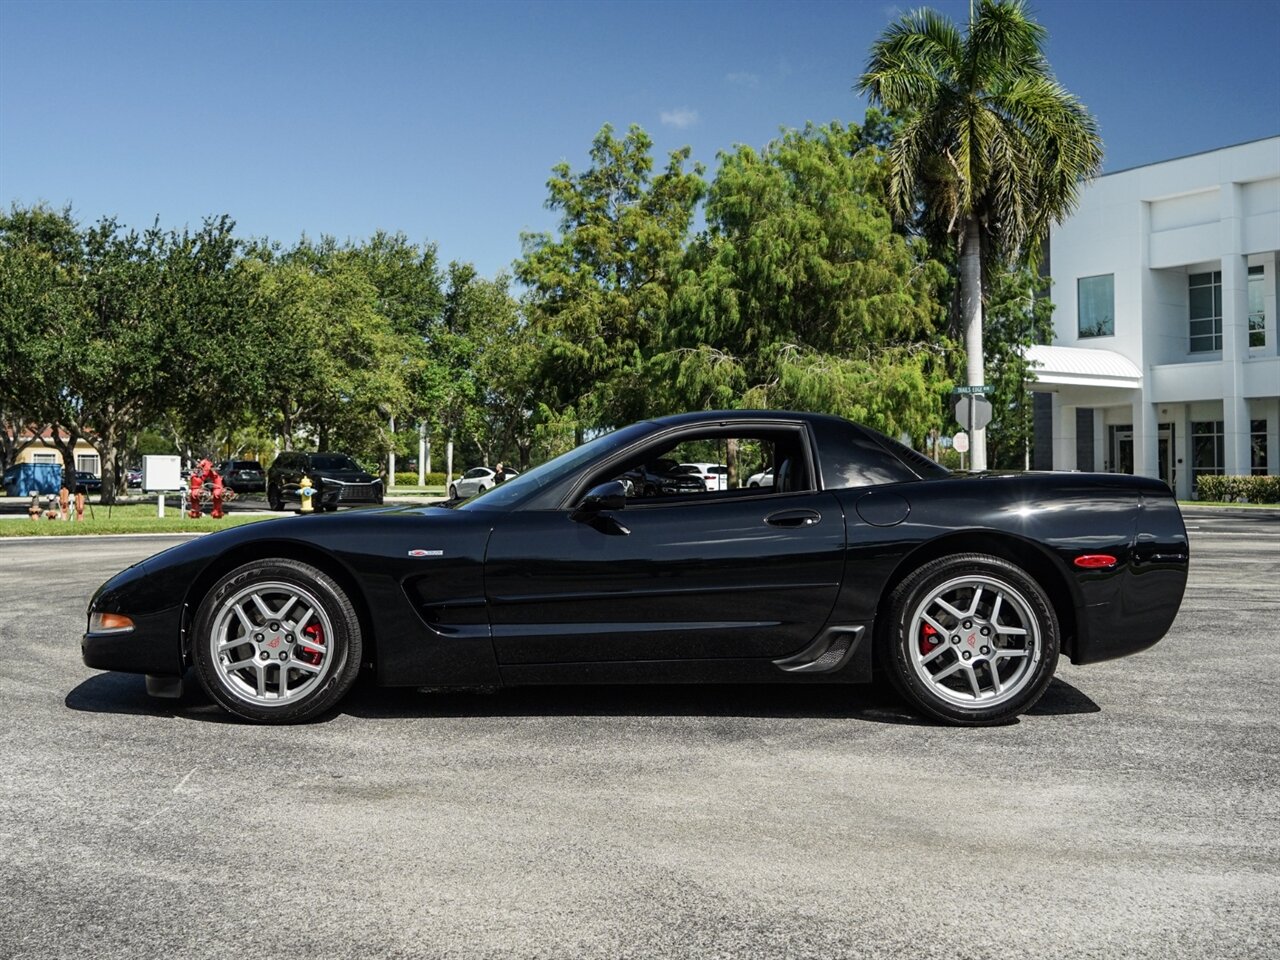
[483, 488, 846, 664]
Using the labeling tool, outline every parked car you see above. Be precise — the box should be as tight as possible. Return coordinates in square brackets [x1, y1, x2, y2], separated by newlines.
[676, 462, 729, 491]
[126, 468, 143, 489]
[449, 466, 519, 500]
[746, 467, 774, 488]
[74, 471, 102, 494]
[619, 458, 709, 498]
[266, 452, 383, 511]
[218, 460, 266, 494]
[83, 409, 1189, 726]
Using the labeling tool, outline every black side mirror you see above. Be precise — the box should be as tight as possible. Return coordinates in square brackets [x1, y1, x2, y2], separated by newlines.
[571, 480, 627, 522]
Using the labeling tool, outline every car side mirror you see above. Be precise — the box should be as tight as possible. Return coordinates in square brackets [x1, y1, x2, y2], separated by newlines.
[571, 480, 627, 521]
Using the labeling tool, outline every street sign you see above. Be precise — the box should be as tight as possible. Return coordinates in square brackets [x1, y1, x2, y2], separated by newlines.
[952, 384, 994, 395]
[953, 431, 970, 453]
[954, 395, 993, 431]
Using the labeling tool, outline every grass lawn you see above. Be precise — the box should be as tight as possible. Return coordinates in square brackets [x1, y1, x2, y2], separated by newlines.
[0, 502, 278, 537]
[1178, 500, 1280, 508]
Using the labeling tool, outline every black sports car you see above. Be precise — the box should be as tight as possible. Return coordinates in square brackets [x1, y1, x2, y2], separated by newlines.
[82, 411, 1189, 726]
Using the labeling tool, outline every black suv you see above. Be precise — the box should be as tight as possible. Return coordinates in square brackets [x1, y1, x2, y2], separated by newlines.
[266, 452, 384, 511]
[218, 459, 266, 494]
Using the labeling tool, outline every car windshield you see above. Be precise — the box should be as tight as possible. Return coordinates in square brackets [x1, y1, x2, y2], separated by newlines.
[311, 455, 361, 471]
[455, 422, 654, 510]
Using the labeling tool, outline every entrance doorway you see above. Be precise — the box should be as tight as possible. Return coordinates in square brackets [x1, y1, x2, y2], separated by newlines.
[1109, 423, 1175, 489]
[1109, 425, 1134, 475]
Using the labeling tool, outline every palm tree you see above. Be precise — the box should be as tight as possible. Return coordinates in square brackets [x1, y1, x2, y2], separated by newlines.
[858, 0, 1102, 470]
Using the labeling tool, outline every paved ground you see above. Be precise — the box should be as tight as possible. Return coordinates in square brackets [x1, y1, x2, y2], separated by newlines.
[1, 514, 1277, 959]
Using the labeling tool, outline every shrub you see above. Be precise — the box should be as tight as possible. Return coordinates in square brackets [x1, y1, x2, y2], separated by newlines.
[392, 472, 446, 486]
[1194, 474, 1280, 503]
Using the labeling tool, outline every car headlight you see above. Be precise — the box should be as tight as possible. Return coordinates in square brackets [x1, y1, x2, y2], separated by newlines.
[89, 612, 135, 634]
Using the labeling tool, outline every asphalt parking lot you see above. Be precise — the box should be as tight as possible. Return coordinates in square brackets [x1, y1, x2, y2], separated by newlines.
[1, 511, 1277, 960]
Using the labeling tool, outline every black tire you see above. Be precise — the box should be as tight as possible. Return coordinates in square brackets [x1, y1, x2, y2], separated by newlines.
[191, 559, 363, 723]
[749, 481, 759, 488]
[267, 484, 283, 511]
[478, 484, 487, 494]
[448, 484, 457, 499]
[879, 553, 1059, 726]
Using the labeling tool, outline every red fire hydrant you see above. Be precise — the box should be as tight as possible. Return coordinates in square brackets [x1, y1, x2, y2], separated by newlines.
[187, 460, 226, 519]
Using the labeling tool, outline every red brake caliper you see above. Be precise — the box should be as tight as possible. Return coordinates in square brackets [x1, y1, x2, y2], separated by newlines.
[920, 622, 940, 655]
[300, 623, 325, 666]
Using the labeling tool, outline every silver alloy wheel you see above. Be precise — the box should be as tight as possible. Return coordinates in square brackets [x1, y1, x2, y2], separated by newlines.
[907, 574, 1042, 708]
[208, 580, 336, 706]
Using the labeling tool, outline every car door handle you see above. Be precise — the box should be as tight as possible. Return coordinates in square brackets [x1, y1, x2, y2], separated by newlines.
[765, 509, 821, 528]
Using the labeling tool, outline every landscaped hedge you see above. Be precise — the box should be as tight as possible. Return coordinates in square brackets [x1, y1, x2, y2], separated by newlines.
[1195, 474, 1280, 503]
[392, 472, 447, 487]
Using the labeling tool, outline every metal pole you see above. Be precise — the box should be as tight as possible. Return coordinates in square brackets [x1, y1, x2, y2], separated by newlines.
[388, 416, 396, 488]
[446, 440, 454, 491]
[418, 422, 426, 486]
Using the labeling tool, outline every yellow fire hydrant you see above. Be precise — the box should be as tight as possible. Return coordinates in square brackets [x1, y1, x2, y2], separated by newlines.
[299, 474, 316, 513]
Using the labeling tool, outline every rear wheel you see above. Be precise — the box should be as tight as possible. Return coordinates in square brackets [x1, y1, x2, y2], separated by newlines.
[191, 559, 363, 723]
[267, 484, 283, 511]
[880, 553, 1059, 725]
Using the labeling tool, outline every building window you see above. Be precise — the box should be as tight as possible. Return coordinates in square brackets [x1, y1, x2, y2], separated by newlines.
[1191, 420, 1224, 481]
[32, 453, 58, 464]
[1077, 274, 1114, 338]
[76, 454, 100, 475]
[1253, 419, 1269, 476]
[1248, 265, 1266, 349]
[1189, 271, 1222, 353]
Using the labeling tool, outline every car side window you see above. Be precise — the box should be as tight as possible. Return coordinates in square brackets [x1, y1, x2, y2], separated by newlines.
[592, 428, 813, 504]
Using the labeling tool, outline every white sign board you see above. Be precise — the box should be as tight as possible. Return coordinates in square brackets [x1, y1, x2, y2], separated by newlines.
[952, 431, 970, 454]
[142, 455, 182, 492]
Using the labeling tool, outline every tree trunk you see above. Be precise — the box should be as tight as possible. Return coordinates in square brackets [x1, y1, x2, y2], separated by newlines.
[960, 217, 987, 472]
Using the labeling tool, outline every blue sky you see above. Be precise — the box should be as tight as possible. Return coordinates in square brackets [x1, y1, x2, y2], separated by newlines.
[2, 0, 1278, 280]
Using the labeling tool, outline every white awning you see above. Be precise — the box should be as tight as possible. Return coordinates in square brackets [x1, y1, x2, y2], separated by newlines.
[1024, 344, 1142, 389]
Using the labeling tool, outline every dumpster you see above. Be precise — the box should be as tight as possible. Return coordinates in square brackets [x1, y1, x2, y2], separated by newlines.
[3, 463, 65, 497]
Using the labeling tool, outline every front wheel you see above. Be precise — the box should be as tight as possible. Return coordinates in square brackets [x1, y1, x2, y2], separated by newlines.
[448, 484, 457, 499]
[267, 484, 283, 511]
[880, 553, 1059, 726]
[191, 559, 363, 723]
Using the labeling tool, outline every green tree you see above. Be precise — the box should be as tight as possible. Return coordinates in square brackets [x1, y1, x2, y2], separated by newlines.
[661, 121, 952, 441]
[516, 124, 705, 440]
[982, 265, 1053, 468]
[858, 0, 1102, 468]
[252, 242, 418, 464]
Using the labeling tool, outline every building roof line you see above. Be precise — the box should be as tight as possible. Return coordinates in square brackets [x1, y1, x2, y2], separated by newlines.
[1097, 134, 1280, 179]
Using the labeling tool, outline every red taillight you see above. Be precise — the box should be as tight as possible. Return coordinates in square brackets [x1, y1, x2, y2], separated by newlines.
[1073, 554, 1118, 569]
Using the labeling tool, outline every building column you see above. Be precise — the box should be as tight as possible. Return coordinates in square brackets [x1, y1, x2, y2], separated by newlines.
[1220, 184, 1251, 476]
[1133, 397, 1159, 479]
[1092, 408, 1106, 474]
[1052, 395, 1077, 470]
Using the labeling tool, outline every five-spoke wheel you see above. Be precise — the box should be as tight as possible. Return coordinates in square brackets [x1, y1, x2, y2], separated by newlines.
[882, 553, 1059, 725]
[192, 559, 362, 723]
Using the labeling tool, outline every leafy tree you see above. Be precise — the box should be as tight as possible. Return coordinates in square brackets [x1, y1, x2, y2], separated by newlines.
[661, 121, 952, 441]
[251, 242, 417, 463]
[516, 124, 705, 440]
[0, 204, 86, 480]
[858, 0, 1103, 468]
[982, 264, 1053, 468]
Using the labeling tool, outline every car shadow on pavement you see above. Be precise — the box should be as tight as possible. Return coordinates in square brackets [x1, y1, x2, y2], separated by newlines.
[66, 671, 1099, 726]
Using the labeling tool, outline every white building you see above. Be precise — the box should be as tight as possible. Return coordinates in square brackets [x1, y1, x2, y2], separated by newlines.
[1031, 136, 1280, 499]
